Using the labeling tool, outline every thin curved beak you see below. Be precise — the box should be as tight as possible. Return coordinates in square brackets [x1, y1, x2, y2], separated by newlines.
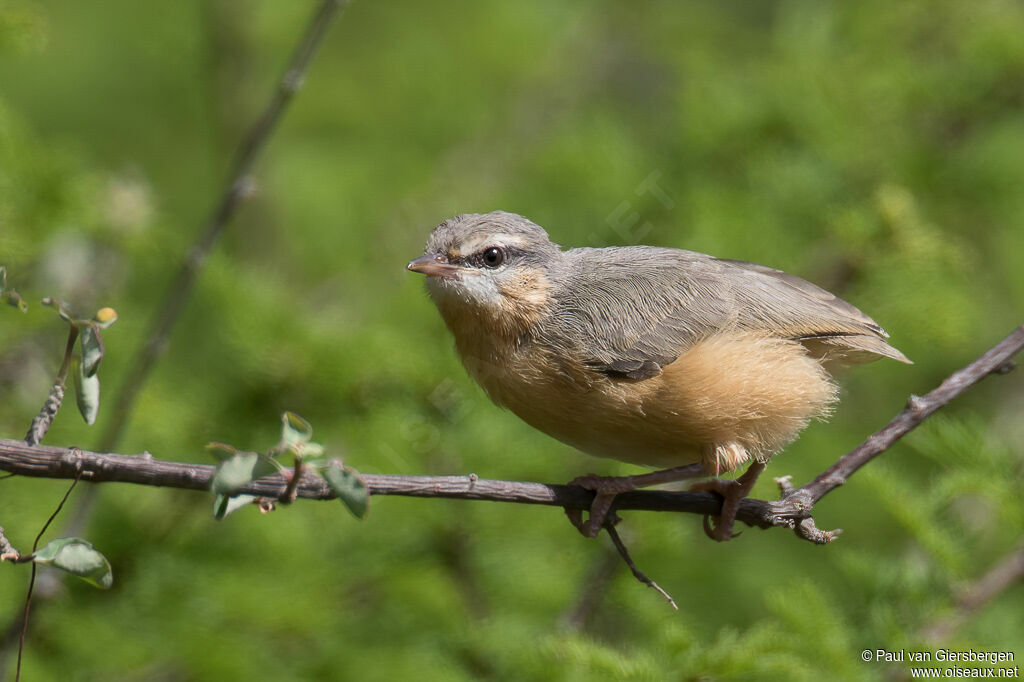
[407, 253, 462, 280]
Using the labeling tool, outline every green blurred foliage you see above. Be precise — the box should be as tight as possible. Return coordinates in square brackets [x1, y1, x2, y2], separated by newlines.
[1, 0, 1022, 679]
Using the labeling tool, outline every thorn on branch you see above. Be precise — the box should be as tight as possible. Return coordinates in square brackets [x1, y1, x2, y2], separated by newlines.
[906, 393, 927, 413]
[774, 475, 796, 498]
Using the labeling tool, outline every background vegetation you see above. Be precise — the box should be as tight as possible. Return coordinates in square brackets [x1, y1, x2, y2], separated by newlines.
[1, 1, 1022, 679]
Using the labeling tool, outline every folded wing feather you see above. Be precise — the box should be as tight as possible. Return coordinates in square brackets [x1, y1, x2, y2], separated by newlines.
[550, 247, 910, 380]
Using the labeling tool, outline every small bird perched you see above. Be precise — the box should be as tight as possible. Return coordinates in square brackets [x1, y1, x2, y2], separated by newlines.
[408, 211, 910, 540]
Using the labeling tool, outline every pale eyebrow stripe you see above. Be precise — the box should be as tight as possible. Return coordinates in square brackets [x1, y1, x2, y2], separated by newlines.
[459, 233, 530, 254]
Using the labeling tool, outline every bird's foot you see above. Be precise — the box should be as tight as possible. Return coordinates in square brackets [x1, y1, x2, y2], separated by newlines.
[689, 461, 766, 542]
[564, 474, 634, 538]
[565, 464, 706, 538]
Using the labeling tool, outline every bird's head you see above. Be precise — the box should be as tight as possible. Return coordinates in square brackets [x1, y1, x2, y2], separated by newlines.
[408, 211, 563, 337]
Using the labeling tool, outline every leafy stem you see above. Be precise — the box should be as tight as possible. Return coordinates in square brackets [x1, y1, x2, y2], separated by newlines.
[55, 325, 80, 387]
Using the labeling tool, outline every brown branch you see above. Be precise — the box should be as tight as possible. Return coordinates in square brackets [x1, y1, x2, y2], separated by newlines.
[0, 439, 724, 514]
[768, 324, 1024, 538]
[0, 323, 1021, 541]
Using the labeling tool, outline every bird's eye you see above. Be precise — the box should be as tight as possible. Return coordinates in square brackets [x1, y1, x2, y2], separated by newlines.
[481, 246, 505, 268]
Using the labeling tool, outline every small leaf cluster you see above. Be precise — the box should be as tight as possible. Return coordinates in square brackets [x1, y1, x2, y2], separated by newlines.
[0, 266, 28, 312]
[30, 538, 113, 589]
[208, 412, 369, 520]
[40, 298, 118, 425]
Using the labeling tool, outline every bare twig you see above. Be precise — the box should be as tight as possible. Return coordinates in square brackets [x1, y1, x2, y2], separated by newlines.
[604, 524, 677, 610]
[54, 325, 79, 388]
[24, 325, 79, 446]
[0, 3, 348, 663]
[64, 0, 346, 542]
[280, 458, 302, 504]
[805, 325, 1024, 504]
[24, 384, 65, 447]
[16, 475, 80, 682]
[767, 324, 1024, 539]
[0, 324, 1021, 540]
[97, 0, 346, 455]
[56, 0, 342, 538]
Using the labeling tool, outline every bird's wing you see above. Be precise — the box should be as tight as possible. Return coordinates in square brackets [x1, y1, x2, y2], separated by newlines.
[549, 247, 910, 380]
[716, 257, 911, 366]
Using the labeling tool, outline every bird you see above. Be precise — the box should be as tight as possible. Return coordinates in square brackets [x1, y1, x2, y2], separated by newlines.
[407, 211, 911, 541]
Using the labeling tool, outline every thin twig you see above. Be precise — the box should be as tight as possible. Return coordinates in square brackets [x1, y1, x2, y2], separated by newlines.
[31, 476, 81, 552]
[280, 458, 302, 504]
[604, 524, 677, 610]
[41, 0, 347, 578]
[24, 325, 79, 446]
[24, 384, 65, 447]
[97, 0, 346, 455]
[54, 325, 79, 387]
[769, 324, 1024, 537]
[16, 475, 80, 682]
[1, 8, 348, 662]
[804, 325, 1024, 504]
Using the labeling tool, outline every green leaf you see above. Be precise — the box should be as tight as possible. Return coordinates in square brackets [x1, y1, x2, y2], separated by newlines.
[205, 441, 239, 461]
[211, 452, 278, 496]
[32, 538, 113, 589]
[320, 462, 369, 519]
[79, 323, 105, 376]
[41, 296, 74, 322]
[1, 290, 28, 312]
[73, 360, 100, 425]
[213, 493, 259, 520]
[281, 411, 313, 449]
[295, 442, 324, 459]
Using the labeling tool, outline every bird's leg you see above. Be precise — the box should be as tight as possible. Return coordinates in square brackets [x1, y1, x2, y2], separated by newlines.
[689, 461, 766, 542]
[565, 463, 707, 538]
